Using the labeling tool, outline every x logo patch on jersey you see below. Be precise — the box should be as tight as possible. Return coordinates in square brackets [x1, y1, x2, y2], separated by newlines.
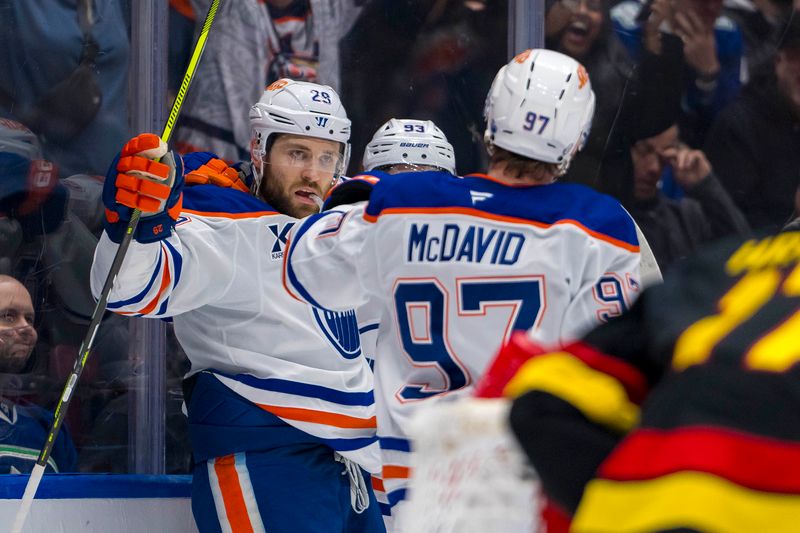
[268, 222, 295, 260]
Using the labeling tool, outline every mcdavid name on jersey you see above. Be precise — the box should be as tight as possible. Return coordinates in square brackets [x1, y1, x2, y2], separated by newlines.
[406, 222, 525, 265]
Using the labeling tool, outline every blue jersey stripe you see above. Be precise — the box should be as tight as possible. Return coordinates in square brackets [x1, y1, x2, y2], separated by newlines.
[214, 371, 375, 407]
[359, 323, 379, 334]
[107, 249, 163, 309]
[387, 488, 407, 508]
[318, 435, 378, 452]
[163, 239, 183, 287]
[379, 437, 412, 452]
[156, 297, 170, 316]
[285, 212, 333, 309]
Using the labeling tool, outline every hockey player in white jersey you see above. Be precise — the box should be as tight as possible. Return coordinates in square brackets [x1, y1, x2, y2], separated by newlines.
[362, 118, 456, 175]
[91, 80, 385, 532]
[283, 49, 643, 521]
[355, 117, 458, 519]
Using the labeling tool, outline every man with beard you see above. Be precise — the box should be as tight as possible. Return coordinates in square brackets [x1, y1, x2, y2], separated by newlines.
[0, 276, 77, 474]
[91, 80, 384, 533]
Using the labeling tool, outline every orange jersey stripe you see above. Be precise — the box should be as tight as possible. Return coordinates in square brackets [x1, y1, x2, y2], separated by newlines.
[363, 206, 640, 253]
[281, 236, 305, 303]
[183, 208, 280, 219]
[258, 404, 377, 429]
[213, 455, 255, 533]
[137, 247, 172, 315]
[372, 476, 386, 492]
[382, 465, 411, 480]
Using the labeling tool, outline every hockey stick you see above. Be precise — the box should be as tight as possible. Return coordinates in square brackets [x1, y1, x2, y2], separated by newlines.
[11, 2, 220, 531]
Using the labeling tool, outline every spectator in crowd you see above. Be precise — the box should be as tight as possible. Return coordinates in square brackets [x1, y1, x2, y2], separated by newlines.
[626, 123, 750, 270]
[0, 275, 77, 474]
[168, 1, 198, 99]
[0, 0, 130, 177]
[705, 16, 800, 231]
[0, 118, 127, 374]
[338, 0, 508, 176]
[174, 0, 366, 162]
[612, 0, 745, 147]
[0, 117, 131, 471]
[724, 0, 797, 73]
[544, 0, 684, 202]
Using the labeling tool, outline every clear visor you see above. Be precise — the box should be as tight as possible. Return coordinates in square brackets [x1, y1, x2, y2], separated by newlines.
[268, 140, 346, 179]
[377, 163, 444, 174]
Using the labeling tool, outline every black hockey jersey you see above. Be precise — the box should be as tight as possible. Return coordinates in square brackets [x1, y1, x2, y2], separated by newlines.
[504, 230, 800, 533]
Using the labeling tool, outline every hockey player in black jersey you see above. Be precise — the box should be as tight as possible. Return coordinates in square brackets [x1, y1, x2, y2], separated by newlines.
[490, 227, 800, 532]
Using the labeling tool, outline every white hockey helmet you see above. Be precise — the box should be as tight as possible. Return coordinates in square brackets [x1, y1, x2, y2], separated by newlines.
[249, 79, 351, 191]
[484, 49, 595, 175]
[0, 118, 42, 160]
[363, 118, 457, 174]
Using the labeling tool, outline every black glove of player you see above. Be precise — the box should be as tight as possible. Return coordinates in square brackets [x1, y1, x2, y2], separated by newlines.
[322, 173, 383, 211]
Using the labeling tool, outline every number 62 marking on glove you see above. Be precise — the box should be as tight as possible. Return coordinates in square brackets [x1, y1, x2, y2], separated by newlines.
[523, 112, 550, 134]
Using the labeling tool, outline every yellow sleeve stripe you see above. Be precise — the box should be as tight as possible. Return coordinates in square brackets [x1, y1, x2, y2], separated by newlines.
[572, 471, 800, 533]
[503, 352, 639, 433]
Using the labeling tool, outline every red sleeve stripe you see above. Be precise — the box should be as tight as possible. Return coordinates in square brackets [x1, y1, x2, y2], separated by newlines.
[564, 341, 649, 404]
[599, 426, 800, 494]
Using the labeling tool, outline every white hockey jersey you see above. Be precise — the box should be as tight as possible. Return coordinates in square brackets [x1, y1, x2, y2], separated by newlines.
[283, 171, 642, 514]
[90, 185, 380, 472]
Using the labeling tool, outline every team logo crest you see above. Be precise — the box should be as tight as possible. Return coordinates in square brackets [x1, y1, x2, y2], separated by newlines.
[577, 64, 589, 89]
[267, 222, 294, 260]
[513, 49, 532, 64]
[313, 308, 362, 359]
[266, 79, 290, 91]
[470, 190, 493, 205]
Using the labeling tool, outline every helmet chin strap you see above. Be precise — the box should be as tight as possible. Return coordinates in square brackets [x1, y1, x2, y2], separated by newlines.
[557, 141, 582, 177]
[250, 159, 264, 198]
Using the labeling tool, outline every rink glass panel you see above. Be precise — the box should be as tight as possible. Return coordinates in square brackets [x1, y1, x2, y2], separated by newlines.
[0, 0, 529, 476]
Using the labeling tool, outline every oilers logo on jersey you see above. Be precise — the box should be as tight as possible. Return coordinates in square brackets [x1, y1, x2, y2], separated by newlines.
[268, 222, 295, 260]
[312, 307, 362, 359]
